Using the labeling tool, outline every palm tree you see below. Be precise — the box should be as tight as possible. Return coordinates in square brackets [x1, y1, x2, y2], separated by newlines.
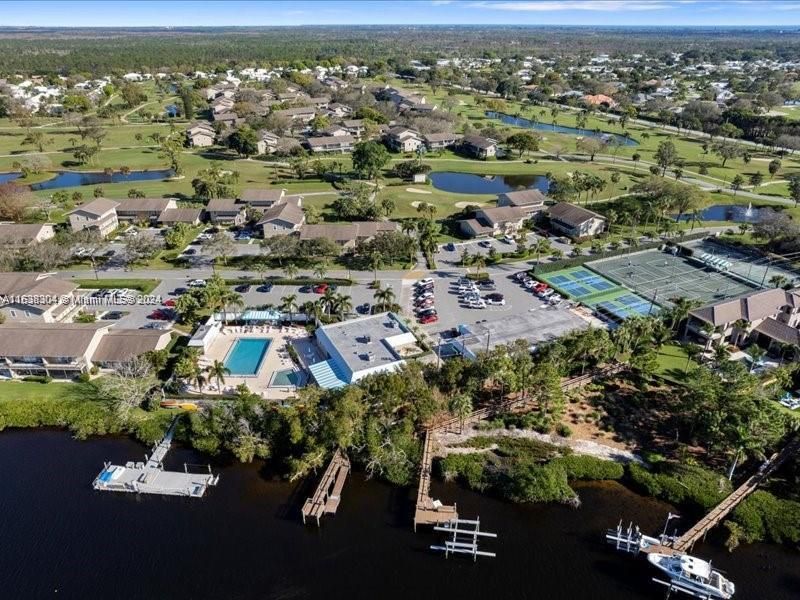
[668, 296, 701, 333]
[334, 294, 353, 321]
[473, 255, 486, 276]
[374, 286, 396, 312]
[206, 360, 230, 392]
[731, 318, 750, 347]
[369, 251, 384, 283]
[746, 344, 767, 372]
[313, 261, 328, 281]
[712, 343, 730, 367]
[282, 263, 299, 281]
[769, 274, 789, 289]
[193, 371, 207, 393]
[301, 300, 324, 322]
[220, 289, 244, 330]
[321, 287, 337, 316]
[280, 294, 298, 324]
[681, 342, 702, 374]
[448, 393, 473, 432]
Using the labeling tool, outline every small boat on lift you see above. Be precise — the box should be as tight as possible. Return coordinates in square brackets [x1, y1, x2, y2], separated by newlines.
[648, 552, 735, 599]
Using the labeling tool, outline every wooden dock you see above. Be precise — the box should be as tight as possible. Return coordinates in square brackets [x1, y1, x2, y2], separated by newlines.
[671, 436, 800, 552]
[413, 363, 624, 530]
[301, 448, 351, 526]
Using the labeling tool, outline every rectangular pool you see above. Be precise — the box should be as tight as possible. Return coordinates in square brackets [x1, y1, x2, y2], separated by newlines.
[224, 338, 271, 376]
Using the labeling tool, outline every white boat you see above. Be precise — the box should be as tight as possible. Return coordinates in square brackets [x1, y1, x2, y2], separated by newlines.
[647, 552, 735, 599]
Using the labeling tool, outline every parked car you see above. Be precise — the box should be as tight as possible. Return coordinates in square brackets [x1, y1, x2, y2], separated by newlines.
[539, 288, 555, 298]
[142, 322, 170, 330]
[101, 311, 124, 320]
[357, 303, 371, 314]
[514, 272, 529, 282]
[478, 240, 492, 249]
[184, 248, 197, 255]
[444, 243, 456, 251]
[468, 299, 487, 309]
[524, 279, 538, 289]
[235, 284, 252, 293]
[148, 310, 170, 320]
[485, 293, 505, 306]
[415, 301, 435, 312]
[417, 307, 437, 317]
[548, 294, 563, 305]
[415, 291, 434, 301]
[257, 283, 273, 293]
[419, 313, 439, 324]
[416, 278, 435, 287]
[533, 283, 549, 293]
[162, 299, 176, 307]
[502, 234, 515, 244]
[172, 287, 187, 296]
[187, 279, 206, 288]
[313, 283, 329, 294]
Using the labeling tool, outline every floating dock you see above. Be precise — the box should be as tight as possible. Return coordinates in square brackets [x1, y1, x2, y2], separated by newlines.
[92, 417, 219, 498]
[301, 448, 351, 526]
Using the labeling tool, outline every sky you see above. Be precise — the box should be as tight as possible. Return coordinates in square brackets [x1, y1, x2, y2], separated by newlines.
[4, 1, 800, 28]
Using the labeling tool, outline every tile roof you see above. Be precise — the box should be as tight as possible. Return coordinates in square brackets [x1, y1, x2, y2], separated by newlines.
[499, 189, 548, 206]
[753, 317, 800, 346]
[257, 201, 305, 227]
[548, 202, 606, 227]
[0, 323, 107, 358]
[67, 197, 119, 217]
[239, 188, 285, 203]
[92, 329, 170, 363]
[690, 287, 800, 326]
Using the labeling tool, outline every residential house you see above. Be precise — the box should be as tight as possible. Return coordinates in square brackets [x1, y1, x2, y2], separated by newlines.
[424, 132, 462, 150]
[583, 94, 618, 109]
[157, 208, 203, 227]
[299, 221, 398, 250]
[0, 223, 55, 248]
[459, 207, 529, 238]
[186, 122, 216, 147]
[205, 198, 247, 226]
[306, 135, 356, 153]
[326, 102, 352, 118]
[685, 287, 800, 352]
[257, 198, 305, 238]
[212, 111, 242, 128]
[67, 197, 120, 237]
[460, 135, 497, 159]
[0, 273, 80, 323]
[547, 203, 606, 238]
[239, 188, 287, 208]
[211, 97, 235, 114]
[319, 124, 351, 137]
[496, 189, 548, 216]
[342, 119, 366, 138]
[256, 130, 280, 155]
[385, 126, 424, 153]
[274, 107, 316, 122]
[0, 323, 170, 379]
[116, 198, 177, 224]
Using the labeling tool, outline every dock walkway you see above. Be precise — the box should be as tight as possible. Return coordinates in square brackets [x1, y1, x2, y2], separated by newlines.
[413, 363, 625, 529]
[92, 417, 219, 498]
[301, 448, 351, 526]
[671, 436, 800, 552]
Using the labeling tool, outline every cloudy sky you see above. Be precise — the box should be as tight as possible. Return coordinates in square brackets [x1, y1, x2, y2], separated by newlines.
[3, 1, 800, 27]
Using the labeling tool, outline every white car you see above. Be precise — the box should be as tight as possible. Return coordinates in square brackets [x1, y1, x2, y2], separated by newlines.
[125, 229, 139, 236]
[188, 279, 207, 288]
[539, 288, 555, 298]
[548, 294, 563, 305]
[485, 295, 505, 306]
[416, 278, 435, 287]
[502, 235, 515, 244]
[469, 300, 487, 309]
[524, 279, 537, 289]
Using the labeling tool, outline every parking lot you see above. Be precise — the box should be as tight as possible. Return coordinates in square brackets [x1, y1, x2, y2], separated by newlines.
[435, 231, 575, 266]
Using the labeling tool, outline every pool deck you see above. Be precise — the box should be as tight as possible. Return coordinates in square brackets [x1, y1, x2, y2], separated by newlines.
[200, 324, 312, 400]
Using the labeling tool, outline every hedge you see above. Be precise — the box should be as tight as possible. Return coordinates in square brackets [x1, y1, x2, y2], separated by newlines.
[224, 277, 353, 287]
[73, 278, 161, 294]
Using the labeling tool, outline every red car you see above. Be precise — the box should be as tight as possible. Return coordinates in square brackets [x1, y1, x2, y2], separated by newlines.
[149, 310, 169, 320]
[419, 313, 439, 325]
[313, 283, 329, 294]
[162, 299, 176, 307]
[533, 283, 549, 293]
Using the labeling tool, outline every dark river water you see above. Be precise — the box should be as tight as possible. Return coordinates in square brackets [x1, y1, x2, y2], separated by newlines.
[0, 430, 797, 600]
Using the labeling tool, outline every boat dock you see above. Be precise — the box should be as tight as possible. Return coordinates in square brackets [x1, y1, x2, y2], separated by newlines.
[92, 417, 219, 498]
[414, 363, 624, 530]
[301, 448, 351, 526]
[430, 517, 498, 561]
[608, 436, 800, 559]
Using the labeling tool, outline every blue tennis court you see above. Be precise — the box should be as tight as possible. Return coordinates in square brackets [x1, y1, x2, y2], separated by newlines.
[538, 266, 622, 302]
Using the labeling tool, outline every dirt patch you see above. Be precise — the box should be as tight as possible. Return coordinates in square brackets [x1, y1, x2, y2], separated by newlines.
[454, 201, 487, 208]
[410, 200, 421, 208]
[405, 188, 432, 194]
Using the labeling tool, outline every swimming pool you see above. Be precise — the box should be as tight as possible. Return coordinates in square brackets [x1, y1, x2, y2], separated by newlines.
[224, 338, 271, 376]
[270, 368, 306, 387]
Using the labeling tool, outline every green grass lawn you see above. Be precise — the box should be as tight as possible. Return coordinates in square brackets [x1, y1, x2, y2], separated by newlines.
[655, 343, 698, 383]
[0, 380, 89, 402]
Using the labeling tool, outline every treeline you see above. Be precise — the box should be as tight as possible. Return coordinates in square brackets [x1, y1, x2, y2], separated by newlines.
[2, 26, 800, 75]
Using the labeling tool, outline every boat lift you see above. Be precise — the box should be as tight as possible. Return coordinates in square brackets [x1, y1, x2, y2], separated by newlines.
[430, 517, 497, 561]
[652, 577, 718, 600]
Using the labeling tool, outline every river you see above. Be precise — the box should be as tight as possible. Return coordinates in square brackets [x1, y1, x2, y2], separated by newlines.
[0, 430, 796, 600]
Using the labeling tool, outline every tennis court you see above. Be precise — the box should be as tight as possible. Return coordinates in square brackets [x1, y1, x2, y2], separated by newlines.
[587, 248, 760, 306]
[538, 266, 659, 322]
[539, 266, 619, 302]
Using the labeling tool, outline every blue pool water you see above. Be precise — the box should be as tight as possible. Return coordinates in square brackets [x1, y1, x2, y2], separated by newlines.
[0, 169, 174, 190]
[429, 171, 550, 194]
[486, 111, 639, 146]
[224, 338, 271, 376]
[271, 368, 304, 387]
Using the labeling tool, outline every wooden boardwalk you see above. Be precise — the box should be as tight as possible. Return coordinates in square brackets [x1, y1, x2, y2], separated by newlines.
[301, 448, 351, 526]
[413, 363, 625, 530]
[671, 436, 800, 552]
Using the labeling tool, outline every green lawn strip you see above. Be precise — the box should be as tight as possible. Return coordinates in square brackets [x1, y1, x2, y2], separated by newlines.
[654, 342, 699, 384]
[72, 278, 161, 294]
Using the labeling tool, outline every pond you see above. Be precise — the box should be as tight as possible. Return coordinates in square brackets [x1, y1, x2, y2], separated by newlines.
[0, 169, 175, 191]
[0, 429, 797, 600]
[429, 171, 550, 194]
[676, 204, 774, 224]
[486, 111, 639, 146]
